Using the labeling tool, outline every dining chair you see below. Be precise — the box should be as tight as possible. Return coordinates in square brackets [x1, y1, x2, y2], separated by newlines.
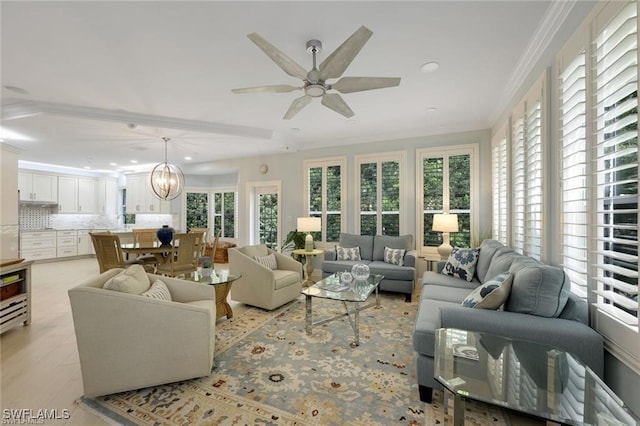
[90, 232, 140, 273]
[132, 228, 159, 272]
[210, 229, 221, 265]
[189, 228, 209, 257]
[155, 232, 201, 278]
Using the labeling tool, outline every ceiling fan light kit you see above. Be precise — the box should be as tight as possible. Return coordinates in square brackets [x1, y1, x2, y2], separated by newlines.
[149, 137, 185, 201]
[232, 26, 401, 120]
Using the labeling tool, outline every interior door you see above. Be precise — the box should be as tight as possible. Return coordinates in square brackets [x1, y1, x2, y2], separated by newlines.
[253, 185, 279, 249]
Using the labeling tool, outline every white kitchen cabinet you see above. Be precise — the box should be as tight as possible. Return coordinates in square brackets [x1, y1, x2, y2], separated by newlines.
[18, 172, 57, 202]
[56, 230, 78, 257]
[126, 174, 170, 214]
[20, 231, 57, 261]
[77, 230, 95, 255]
[58, 176, 97, 213]
[96, 178, 117, 215]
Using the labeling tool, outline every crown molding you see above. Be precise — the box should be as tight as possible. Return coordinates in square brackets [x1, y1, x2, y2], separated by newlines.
[1, 100, 273, 140]
[490, 0, 578, 125]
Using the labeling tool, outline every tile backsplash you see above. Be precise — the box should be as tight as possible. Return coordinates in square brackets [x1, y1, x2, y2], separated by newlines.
[19, 206, 52, 230]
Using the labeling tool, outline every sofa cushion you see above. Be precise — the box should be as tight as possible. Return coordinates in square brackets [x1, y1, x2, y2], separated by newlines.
[339, 233, 374, 260]
[422, 271, 480, 290]
[103, 265, 150, 294]
[475, 239, 505, 282]
[373, 234, 413, 261]
[421, 283, 474, 304]
[141, 279, 172, 301]
[367, 261, 415, 281]
[336, 245, 361, 261]
[273, 269, 301, 290]
[383, 247, 406, 266]
[484, 246, 518, 281]
[505, 264, 570, 318]
[461, 272, 512, 309]
[442, 247, 480, 281]
[255, 253, 277, 270]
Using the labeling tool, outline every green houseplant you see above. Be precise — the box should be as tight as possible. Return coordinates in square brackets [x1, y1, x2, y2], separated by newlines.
[281, 230, 307, 263]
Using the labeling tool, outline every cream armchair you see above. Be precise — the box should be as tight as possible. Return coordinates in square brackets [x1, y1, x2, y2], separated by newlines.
[229, 244, 303, 310]
[68, 269, 216, 397]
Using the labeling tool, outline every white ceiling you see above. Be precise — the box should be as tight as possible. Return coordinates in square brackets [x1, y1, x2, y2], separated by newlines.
[1, 1, 556, 175]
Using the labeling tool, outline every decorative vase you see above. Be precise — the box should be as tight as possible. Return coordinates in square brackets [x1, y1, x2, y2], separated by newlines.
[156, 225, 174, 246]
[351, 263, 370, 281]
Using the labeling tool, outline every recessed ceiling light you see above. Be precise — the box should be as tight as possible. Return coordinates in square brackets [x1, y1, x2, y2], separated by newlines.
[83, 166, 91, 170]
[109, 162, 117, 166]
[184, 156, 192, 161]
[130, 160, 138, 164]
[426, 107, 438, 113]
[3, 85, 29, 95]
[420, 62, 439, 74]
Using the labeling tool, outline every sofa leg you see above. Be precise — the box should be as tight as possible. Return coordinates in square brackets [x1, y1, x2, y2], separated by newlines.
[405, 293, 412, 303]
[419, 385, 433, 403]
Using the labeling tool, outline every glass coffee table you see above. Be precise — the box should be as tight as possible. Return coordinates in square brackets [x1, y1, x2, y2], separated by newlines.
[434, 328, 639, 426]
[301, 273, 383, 347]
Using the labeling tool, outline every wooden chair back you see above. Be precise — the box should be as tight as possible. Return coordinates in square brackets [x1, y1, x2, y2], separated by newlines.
[133, 228, 157, 248]
[90, 233, 125, 273]
[156, 233, 200, 278]
[210, 229, 222, 264]
[189, 228, 209, 256]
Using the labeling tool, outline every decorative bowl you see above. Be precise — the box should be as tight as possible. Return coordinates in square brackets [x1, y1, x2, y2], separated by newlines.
[351, 263, 370, 281]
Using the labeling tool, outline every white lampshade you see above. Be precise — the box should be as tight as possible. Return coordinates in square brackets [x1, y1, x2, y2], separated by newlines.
[432, 214, 459, 232]
[432, 213, 458, 260]
[297, 217, 321, 251]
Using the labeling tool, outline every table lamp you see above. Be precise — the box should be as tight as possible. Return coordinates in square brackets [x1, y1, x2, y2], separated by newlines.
[432, 213, 458, 260]
[297, 217, 321, 251]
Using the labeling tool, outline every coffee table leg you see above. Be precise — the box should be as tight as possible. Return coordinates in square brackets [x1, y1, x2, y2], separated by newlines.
[305, 294, 312, 335]
[353, 308, 360, 346]
[451, 392, 465, 426]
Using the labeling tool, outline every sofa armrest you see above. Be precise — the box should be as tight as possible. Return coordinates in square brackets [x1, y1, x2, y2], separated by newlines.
[324, 249, 337, 261]
[404, 250, 417, 268]
[439, 306, 604, 378]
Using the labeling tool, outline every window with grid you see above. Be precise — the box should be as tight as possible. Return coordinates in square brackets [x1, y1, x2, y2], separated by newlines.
[510, 74, 546, 260]
[491, 128, 509, 244]
[559, 48, 589, 300]
[212, 191, 237, 239]
[592, 1, 638, 342]
[417, 145, 476, 253]
[304, 158, 345, 243]
[355, 153, 403, 236]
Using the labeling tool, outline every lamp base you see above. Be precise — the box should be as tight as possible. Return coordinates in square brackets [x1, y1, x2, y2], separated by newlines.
[437, 243, 453, 260]
[304, 234, 314, 252]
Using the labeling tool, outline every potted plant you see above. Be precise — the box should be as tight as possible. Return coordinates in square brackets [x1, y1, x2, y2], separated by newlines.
[281, 229, 307, 263]
[199, 256, 213, 277]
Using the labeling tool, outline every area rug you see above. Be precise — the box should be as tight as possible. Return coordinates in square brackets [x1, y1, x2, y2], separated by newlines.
[80, 293, 510, 425]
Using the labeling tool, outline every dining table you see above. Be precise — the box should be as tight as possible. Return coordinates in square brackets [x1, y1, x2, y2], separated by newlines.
[120, 243, 176, 264]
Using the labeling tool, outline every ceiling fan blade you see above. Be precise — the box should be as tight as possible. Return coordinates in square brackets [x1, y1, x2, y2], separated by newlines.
[283, 95, 312, 120]
[321, 93, 354, 118]
[247, 33, 308, 80]
[331, 77, 401, 94]
[319, 26, 373, 80]
[232, 84, 301, 94]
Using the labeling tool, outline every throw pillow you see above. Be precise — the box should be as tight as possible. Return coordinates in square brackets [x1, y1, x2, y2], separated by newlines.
[383, 246, 406, 266]
[461, 272, 513, 309]
[141, 279, 172, 301]
[442, 247, 481, 282]
[336, 245, 361, 261]
[103, 264, 151, 294]
[255, 253, 277, 270]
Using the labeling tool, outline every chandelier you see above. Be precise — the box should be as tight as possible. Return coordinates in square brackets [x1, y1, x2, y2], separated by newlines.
[149, 137, 184, 201]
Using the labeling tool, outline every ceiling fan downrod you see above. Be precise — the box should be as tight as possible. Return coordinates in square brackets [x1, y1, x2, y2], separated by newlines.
[305, 40, 325, 97]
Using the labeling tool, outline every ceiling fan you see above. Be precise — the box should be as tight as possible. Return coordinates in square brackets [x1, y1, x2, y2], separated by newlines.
[232, 26, 401, 120]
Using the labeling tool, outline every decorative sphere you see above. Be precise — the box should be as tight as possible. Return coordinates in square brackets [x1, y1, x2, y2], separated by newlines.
[340, 271, 354, 285]
[351, 264, 370, 281]
[149, 162, 184, 201]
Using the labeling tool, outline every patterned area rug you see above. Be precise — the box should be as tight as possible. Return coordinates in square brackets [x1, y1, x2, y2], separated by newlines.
[80, 293, 510, 425]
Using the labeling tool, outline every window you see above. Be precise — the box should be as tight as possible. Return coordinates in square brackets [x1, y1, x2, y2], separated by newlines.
[355, 152, 404, 236]
[304, 157, 345, 243]
[492, 126, 509, 245]
[511, 73, 546, 260]
[212, 191, 237, 238]
[555, 0, 638, 367]
[417, 145, 477, 253]
[185, 191, 209, 230]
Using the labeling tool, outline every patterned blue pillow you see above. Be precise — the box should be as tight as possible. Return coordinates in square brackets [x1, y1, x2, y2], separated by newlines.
[461, 272, 513, 309]
[442, 247, 480, 282]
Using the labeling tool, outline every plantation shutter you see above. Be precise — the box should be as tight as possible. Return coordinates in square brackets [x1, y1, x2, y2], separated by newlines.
[525, 98, 543, 260]
[592, 1, 638, 328]
[559, 51, 589, 299]
[492, 127, 509, 244]
[511, 108, 526, 254]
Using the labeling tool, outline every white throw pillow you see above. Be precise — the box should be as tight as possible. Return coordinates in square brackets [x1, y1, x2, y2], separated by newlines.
[461, 272, 513, 309]
[383, 247, 406, 266]
[336, 245, 361, 261]
[141, 279, 172, 301]
[255, 253, 278, 270]
[103, 264, 151, 294]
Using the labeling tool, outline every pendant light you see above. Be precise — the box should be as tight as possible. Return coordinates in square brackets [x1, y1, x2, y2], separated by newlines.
[149, 137, 184, 201]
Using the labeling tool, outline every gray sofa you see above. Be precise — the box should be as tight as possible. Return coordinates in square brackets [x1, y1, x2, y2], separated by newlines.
[322, 233, 417, 301]
[413, 239, 604, 403]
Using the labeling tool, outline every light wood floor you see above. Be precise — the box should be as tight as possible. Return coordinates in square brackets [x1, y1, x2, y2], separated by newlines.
[0, 257, 246, 425]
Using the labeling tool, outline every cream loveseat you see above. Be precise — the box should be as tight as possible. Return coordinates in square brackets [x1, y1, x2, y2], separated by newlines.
[68, 267, 216, 397]
[228, 244, 303, 310]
